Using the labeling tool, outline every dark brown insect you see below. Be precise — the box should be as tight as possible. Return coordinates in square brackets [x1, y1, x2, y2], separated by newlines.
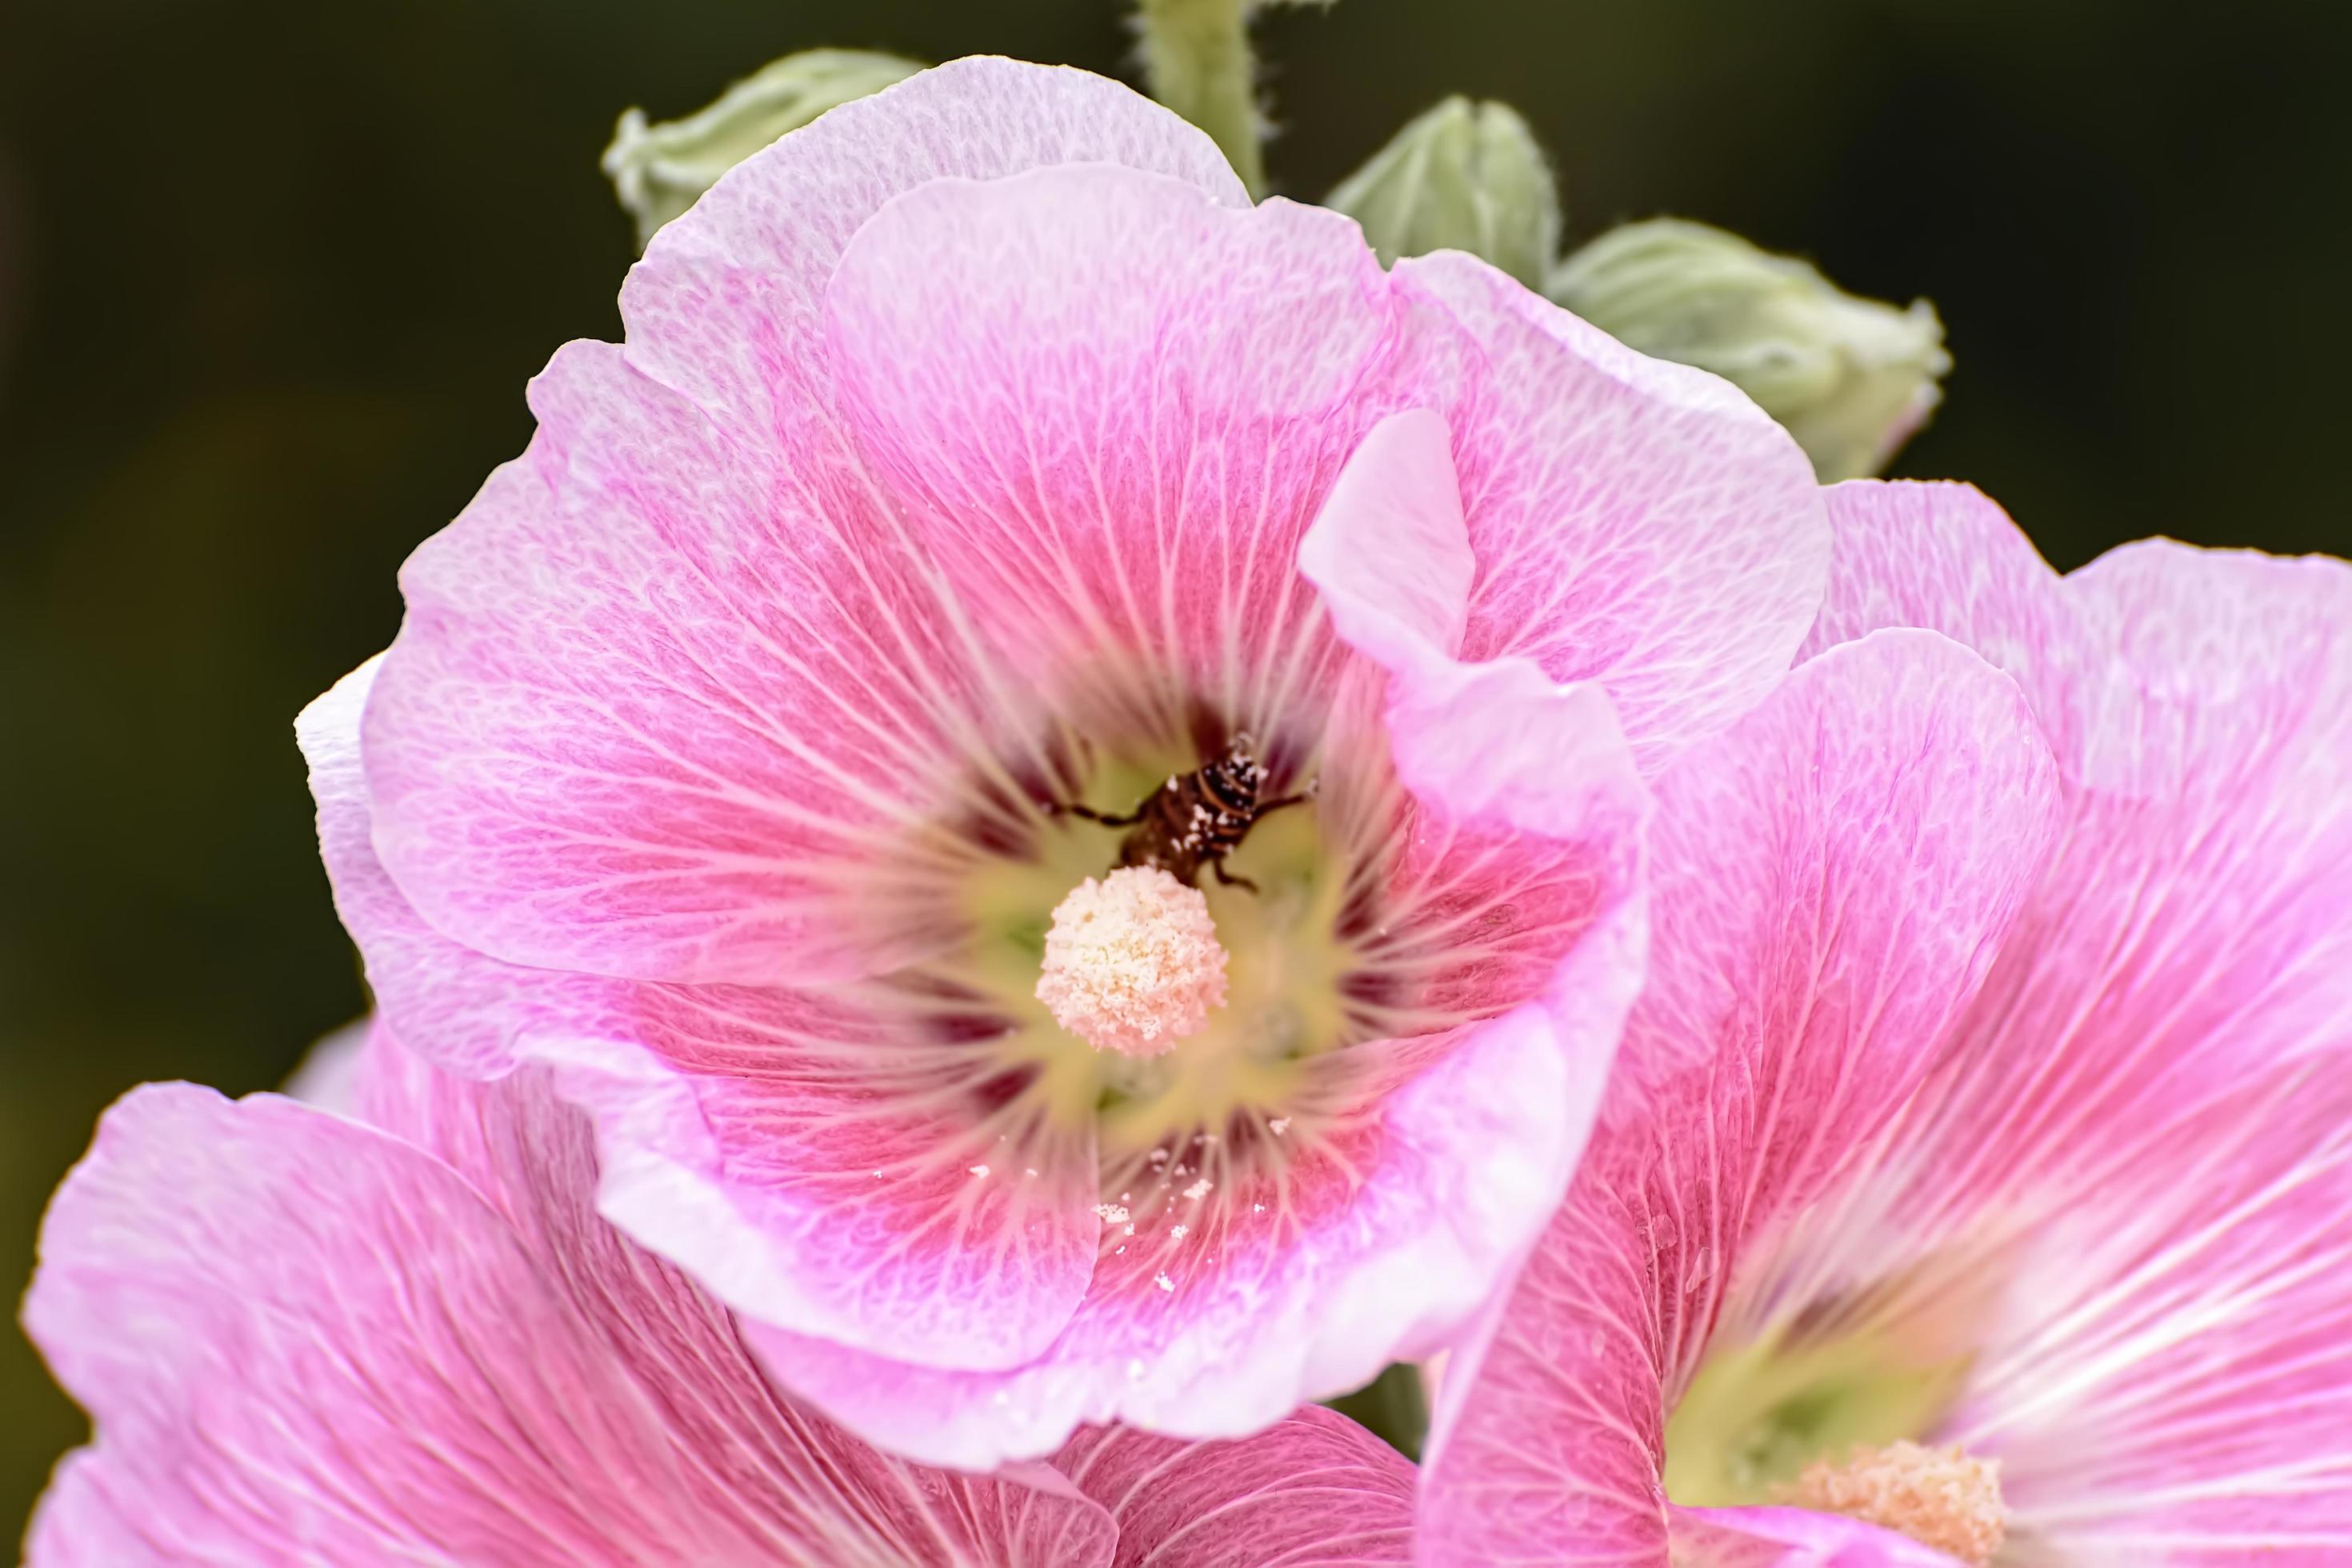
[1056, 734, 1314, 892]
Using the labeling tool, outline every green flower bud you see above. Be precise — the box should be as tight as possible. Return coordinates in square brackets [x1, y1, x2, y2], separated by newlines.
[1325, 97, 1562, 290]
[604, 49, 922, 248]
[1549, 218, 1950, 481]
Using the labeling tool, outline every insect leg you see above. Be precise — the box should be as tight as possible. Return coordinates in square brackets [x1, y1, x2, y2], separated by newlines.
[1050, 802, 1145, 826]
[1211, 858, 1260, 894]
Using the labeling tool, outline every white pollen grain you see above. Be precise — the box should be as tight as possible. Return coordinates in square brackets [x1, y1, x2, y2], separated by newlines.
[1154, 1272, 1175, 1292]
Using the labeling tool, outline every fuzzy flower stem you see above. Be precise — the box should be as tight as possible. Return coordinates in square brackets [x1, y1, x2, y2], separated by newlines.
[1135, 0, 1267, 196]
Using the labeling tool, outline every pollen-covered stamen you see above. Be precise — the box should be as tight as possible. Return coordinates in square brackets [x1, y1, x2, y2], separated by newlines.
[1036, 866, 1229, 1058]
[1787, 1441, 2006, 1566]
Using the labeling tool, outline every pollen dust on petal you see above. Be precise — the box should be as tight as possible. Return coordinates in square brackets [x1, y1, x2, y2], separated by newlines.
[1788, 1441, 2006, 1566]
[1035, 866, 1229, 1058]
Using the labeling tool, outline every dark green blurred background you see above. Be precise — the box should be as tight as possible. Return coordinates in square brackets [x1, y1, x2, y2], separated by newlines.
[3, 0, 2348, 1533]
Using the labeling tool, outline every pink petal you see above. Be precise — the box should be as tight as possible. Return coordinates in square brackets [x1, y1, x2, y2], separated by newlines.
[22, 1455, 150, 1568]
[620, 58, 1246, 443]
[1395, 251, 1829, 770]
[1810, 482, 2352, 1557]
[1300, 399, 1653, 1046]
[819, 163, 1397, 722]
[366, 341, 982, 987]
[1298, 410, 1475, 662]
[310, 662, 1102, 1372]
[1418, 630, 2062, 1566]
[1836, 492, 2352, 1212]
[22, 1083, 1117, 1566]
[1938, 1059, 2352, 1562]
[342, 1029, 1422, 1564]
[1797, 482, 2071, 719]
[1805, 482, 2352, 1215]
[1054, 1406, 1416, 1566]
[534, 986, 1100, 1372]
[736, 952, 1639, 1470]
[300, 658, 607, 1076]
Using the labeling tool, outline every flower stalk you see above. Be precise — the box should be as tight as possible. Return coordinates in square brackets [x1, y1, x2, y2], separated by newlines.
[1135, 0, 1270, 195]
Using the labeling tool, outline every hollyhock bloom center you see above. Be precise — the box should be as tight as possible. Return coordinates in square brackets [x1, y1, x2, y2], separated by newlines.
[947, 730, 1382, 1156]
[301, 58, 1836, 1465]
[1787, 1442, 2006, 1565]
[1035, 866, 1230, 1058]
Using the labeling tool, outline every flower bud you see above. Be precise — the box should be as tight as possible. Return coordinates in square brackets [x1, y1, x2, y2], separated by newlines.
[604, 50, 922, 247]
[1325, 97, 1562, 290]
[1549, 218, 1949, 481]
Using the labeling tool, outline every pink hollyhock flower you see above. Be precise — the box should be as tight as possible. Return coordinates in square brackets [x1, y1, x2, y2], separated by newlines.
[1421, 482, 2352, 1565]
[23, 1023, 1417, 1566]
[300, 58, 1828, 1462]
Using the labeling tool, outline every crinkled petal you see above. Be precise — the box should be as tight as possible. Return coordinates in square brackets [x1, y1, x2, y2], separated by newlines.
[21, 1083, 1118, 1566]
[1054, 1406, 1416, 1566]
[1804, 484, 2352, 1218]
[1394, 251, 1828, 770]
[1417, 631, 2062, 1566]
[361, 159, 1394, 996]
[1810, 485, 2352, 1206]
